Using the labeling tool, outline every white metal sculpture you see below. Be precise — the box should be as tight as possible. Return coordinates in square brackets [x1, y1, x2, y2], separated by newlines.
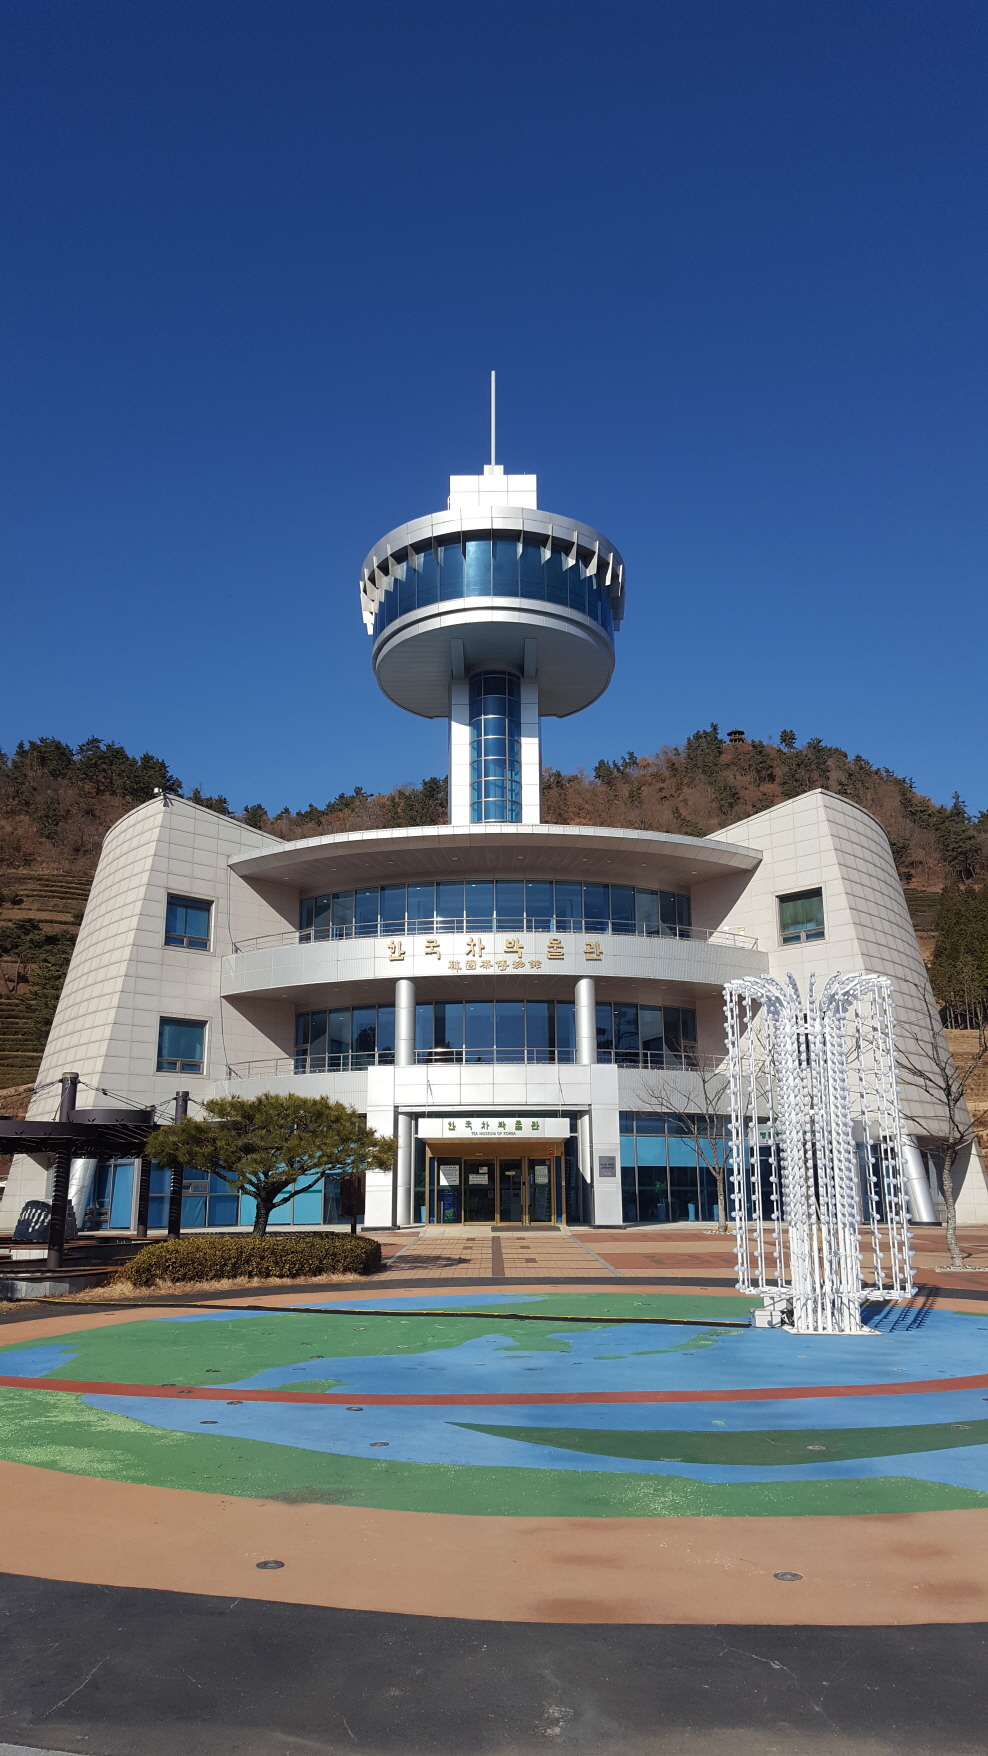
[724, 973, 914, 1333]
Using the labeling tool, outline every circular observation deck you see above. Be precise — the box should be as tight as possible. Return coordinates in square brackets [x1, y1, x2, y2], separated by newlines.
[360, 506, 626, 719]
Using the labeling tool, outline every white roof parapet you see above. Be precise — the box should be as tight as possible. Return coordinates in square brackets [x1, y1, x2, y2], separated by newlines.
[228, 820, 761, 891]
[358, 505, 626, 635]
[448, 465, 539, 512]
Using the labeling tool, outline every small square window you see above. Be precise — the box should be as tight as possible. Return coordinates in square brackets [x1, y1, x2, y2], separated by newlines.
[165, 895, 212, 950]
[778, 888, 825, 946]
[157, 1018, 206, 1075]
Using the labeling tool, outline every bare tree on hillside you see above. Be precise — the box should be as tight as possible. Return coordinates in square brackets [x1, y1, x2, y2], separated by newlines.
[895, 982, 988, 1268]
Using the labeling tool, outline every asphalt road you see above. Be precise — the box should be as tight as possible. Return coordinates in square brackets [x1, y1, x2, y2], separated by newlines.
[0, 1573, 984, 1756]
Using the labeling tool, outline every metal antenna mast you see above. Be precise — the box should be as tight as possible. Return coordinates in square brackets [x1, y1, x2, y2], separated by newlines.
[490, 370, 496, 466]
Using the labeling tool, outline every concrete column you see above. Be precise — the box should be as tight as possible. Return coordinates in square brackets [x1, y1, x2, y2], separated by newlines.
[395, 978, 416, 1067]
[520, 664, 541, 824]
[396, 1113, 414, 1228]
[575, 977, 596, 1066]
[901, 1134, 938, 1224]
[577, 1113, 593, 1225]
[448, 676, 470, 825]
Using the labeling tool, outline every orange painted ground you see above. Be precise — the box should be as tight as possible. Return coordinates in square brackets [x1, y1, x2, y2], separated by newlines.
[0, 1460, 985, 1625]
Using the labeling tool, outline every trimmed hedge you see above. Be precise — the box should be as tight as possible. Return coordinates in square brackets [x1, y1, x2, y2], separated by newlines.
[118, 1232, 383, 1287]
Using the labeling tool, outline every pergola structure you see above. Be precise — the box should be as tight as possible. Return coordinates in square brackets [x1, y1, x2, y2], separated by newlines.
[0, 1073, 156, 1267]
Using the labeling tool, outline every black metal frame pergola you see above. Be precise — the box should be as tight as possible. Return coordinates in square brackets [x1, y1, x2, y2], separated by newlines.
[0, 1074, 157, 1269]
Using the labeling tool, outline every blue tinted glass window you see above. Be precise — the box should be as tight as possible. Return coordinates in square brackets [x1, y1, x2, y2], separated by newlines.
[556, 1001, 576, 1054]
[328, 1009, 350, 1056]
[610, 887, 635, 934]
[635, 1137, 666, 1167]
[415, 1003, 433, 1055]
[291, 1186, 323, 1225]
[439, 542, 464, 599]
[464, 539, 492, 596]
[308, 1011, 328, 1060]
[495, 1000, 525, 1054]
[165, 895, 211, 949]
[635, 890, 659, 935]
[525, 1000, 551, 1055]
[407, 883, 435, 928]
[567, 565, 588, 616]
[519, 537, 546, 598]
[525, 880, 554, 929]
[595, 1003, 613, 1056]
[465, 1001, 494, 1056]
[495, 880, 524, 927]
[376, 1006, 395, 1054]
[398, 567, 416, 616]
[434, 1002, 463, 1051]
[554, 882, 582, 928]
[380, 885, 406, 930]
[677, 893, 692, 928]
[492, 538, 519, 596]
[469, 671, 522, 824]
[332, 892, 354, 932]
[436, 881, 464, 928]
[109, 1160, 134, 1228]
[157, 1018, 205, 1074]
[639, 1006, 664, 1053]
[354, 889, 379, 935]
[543, 548, 568, 605]
[613, 1004, 640, 1055]
[465, 879, 494, 929]
[352, 1007, 377, 1056]
[416, 547, 439, 605]
[584, 884, 609, 931]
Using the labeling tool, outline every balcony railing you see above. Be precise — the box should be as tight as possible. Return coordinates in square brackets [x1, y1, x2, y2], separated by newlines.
[232, 921, 758, 954]
[224, 1048, 724, 1078]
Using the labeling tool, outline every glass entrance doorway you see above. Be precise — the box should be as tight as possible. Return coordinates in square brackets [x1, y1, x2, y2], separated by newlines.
[427, 1152, 561, 1224]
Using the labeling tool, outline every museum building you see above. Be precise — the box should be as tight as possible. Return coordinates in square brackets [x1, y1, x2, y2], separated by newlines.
[7, 450, 985, 1231]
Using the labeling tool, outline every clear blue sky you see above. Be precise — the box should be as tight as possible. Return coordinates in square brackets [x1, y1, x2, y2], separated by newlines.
[1, 1, 985, 815]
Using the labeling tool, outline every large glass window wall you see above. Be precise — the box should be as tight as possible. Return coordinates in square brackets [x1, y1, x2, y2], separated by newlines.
[293, 1001, 695, 1070]
[294, 1005, 395, 1072]
[299, 881, 691, 941]
[470, 671, 521, 823]
[620, 1113, 727, 1224]
[84, 1159, 358, 1230]
[596, 1005, 697, 1068]
[371, 535, 615, 640]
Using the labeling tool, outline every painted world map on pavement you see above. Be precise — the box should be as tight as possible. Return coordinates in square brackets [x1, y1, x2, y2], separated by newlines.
[2, 1290, 988, 1518]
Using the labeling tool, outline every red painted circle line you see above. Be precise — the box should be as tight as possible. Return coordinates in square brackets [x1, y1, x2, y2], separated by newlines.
[1, 1372, 985, 1406]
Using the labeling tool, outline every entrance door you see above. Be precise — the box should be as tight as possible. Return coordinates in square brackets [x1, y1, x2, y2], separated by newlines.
[464, 1159, 496, 1223]
[498, 1159, 524, 1223]
[527, 1156, 555, 1224]
[496, 1156, 557, 1224]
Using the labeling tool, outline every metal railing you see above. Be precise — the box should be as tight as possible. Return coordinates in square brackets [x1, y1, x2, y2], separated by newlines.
[225, 1048, 724, 1078]
[232, 921, 758, 954]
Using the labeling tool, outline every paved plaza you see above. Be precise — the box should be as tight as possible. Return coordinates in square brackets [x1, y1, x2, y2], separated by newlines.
[0, 1228, 986, 1753]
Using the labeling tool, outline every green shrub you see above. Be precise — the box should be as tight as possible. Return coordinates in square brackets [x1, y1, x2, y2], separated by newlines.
[118, 1232, 382, 1287]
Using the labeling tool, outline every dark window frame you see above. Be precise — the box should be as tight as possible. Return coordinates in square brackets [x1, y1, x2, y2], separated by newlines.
[164, 893, 213, 951]
[777, 887, 826, 947]
[156, 1016, 207, 1075]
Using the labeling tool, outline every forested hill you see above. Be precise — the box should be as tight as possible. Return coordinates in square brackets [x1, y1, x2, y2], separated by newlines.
[1, 726, 983, 889]
[1, 727, 986, 1094]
